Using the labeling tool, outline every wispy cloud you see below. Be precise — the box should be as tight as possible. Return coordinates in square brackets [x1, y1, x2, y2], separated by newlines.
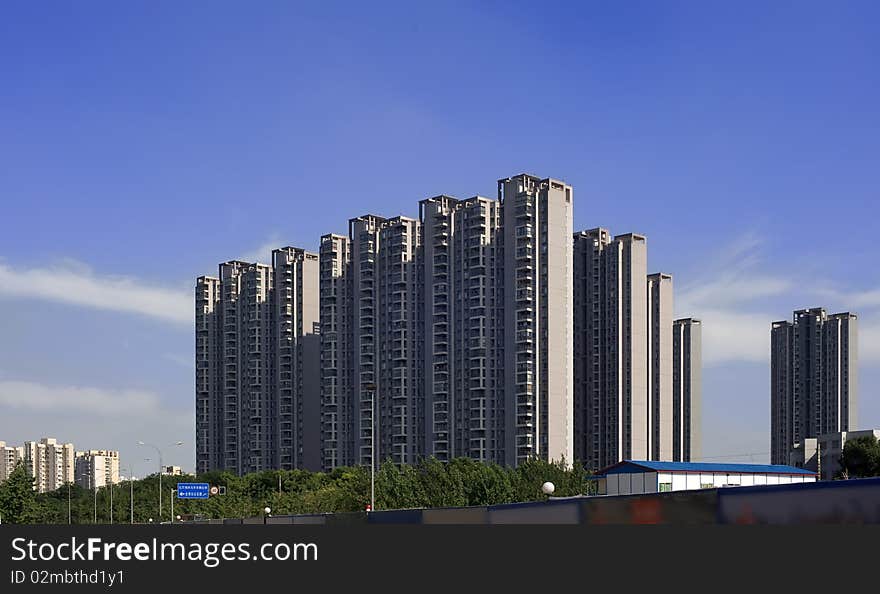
[0, 380, 162, 417]
[814, 286, 880, 311]
[0, 378, 193, 470]
[858, 319, 880, 363]
[677, 231, 880, 365]
[685, 308, 772, 365]
[677, 275, 792, 313]
[237, 235, 282, 265]
[0, 260, 191, 324]
[676, 231, 790, 365]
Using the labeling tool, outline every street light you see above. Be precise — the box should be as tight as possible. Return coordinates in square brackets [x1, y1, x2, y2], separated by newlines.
[542, 481, 555, 496]
[263, 506, 271, 525]
[364, 382, 377, 513]
[137, 440, 184, 522]
[122, 466, 136, 525]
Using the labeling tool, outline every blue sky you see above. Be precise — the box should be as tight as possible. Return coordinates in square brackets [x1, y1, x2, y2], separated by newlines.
[1, 2, 878, 471]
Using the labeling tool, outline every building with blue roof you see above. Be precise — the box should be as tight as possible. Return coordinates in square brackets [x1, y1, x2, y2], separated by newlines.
[593, 460, 817, 496]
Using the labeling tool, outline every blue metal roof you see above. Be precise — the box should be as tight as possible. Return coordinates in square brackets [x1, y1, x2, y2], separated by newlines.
[596, 460, 817, 476]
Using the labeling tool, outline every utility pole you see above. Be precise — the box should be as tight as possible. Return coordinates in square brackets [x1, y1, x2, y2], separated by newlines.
[129, 469, 134, 525]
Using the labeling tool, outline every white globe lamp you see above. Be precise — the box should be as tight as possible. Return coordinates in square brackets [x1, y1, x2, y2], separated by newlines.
[542, 481, 555, 495]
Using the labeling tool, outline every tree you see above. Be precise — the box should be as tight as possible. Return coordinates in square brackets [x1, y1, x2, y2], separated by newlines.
[837, 435, 880, 479]
[0, 462, 39, 523]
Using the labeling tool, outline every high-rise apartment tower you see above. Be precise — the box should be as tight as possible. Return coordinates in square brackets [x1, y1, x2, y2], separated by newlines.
[771, 308, 857, 465]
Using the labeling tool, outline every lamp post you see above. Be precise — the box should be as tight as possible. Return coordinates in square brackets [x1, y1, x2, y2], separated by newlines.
[364, 383, 377, 513]
[170, 488, 176, 524]
[67, 482, 71, 525]
[123, 466, 135, 525]
[542, 481, 555, 498]
[263, 506, 271, 525]
[137, 440, 184, 522]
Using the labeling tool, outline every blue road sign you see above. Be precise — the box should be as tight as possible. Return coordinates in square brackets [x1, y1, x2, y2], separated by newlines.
[176, 483, 210, 499]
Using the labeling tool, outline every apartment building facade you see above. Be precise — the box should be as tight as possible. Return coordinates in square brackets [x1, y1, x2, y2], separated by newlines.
[647, 273, 673, 461]
[573, 230, 696, 471]
[420, 195, 504, 463]
[499, 175, 573, 466]
[771, 308, 858, 465]
[321, 215, 425, 467]
[74, 450, 120, 490]
[0, 441, 24, 482]
[196, 247, 321, 475]
[197, 172, 702, 473]
[672, 318, 702, 462]
[22, 437, 75, 493]
[318, 173, 574, 470]
[319, 233, 353, 470]
[573, 230, 649, 471]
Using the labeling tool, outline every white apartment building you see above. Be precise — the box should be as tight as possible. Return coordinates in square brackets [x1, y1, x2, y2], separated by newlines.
[321, 214, 424, 468]
[574, 230, 650, 471]
[574, 231, 698, 471]
[318, 173, 575, 470]
[500, 175, 574, 467]
[74, 450, 120, 490]
[0, 441, 24, 482]
[421, 195, 504, 463]
[196, 247, 321, 475]
[23, 437, 75, 493]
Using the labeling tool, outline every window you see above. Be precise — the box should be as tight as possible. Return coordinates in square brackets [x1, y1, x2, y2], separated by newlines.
[659, 482, 672, 492]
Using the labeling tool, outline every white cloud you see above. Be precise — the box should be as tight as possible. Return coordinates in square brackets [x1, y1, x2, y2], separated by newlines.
[859, 319, 880, 363]
[851, 290, 880, 309]
[687, 309, 771, 365]
[677, 275, 791, 313]
[677, 232, 880, 367]
[813, 285, 880, 311]
[0, 380, 163, 417]
[0, 379, 193, 472]
[0, 260, 191, 325]
[675, 231, 786, 366]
